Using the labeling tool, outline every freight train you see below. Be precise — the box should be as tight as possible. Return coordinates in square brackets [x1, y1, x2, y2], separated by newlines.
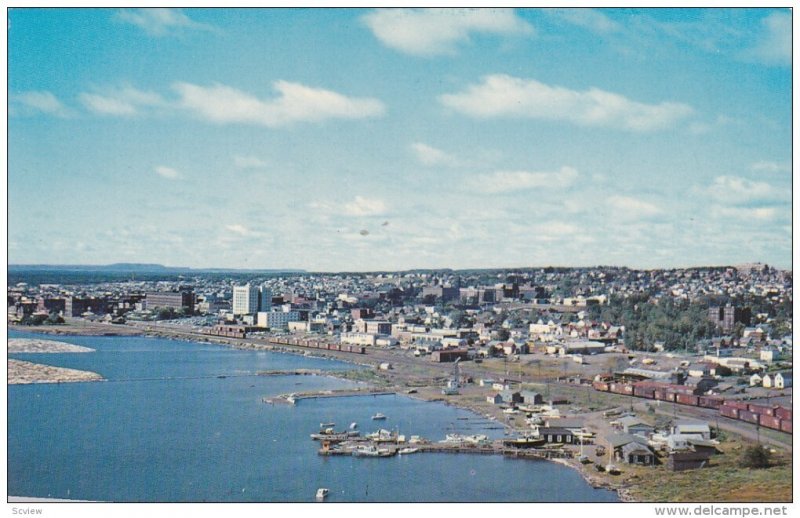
[592, 379, 792, 434]
[268, 336, 366, 354]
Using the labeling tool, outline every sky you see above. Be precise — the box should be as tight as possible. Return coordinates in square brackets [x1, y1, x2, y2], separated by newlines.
[7, 7, 793, 271]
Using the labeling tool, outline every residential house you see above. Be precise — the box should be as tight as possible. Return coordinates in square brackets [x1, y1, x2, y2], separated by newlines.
[749, 373, 763, 386]
[774, 372, 792, 389]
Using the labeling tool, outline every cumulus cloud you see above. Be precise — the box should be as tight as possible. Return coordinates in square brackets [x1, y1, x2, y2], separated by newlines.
[411, 142, 460, 167]
[12, 91, 71, 117]
[743, 11, 791, 66]
[115, 8, 215, 37]
[154, 166, 181, 179]
[439, 74, 694, 132]
[607, 195, 661, 218]
[707, 175, 777, 204]
[343, 196, 388, 216]
[544, 8, 621, 34]
[362, 8, 532, 56]
[79, 86, 167, 116]
[470, 166, 578, 193]
[173, 81, 385, 127]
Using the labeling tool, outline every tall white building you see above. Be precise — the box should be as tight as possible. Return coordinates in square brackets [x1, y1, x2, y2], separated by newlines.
[232, 284, 260, 315]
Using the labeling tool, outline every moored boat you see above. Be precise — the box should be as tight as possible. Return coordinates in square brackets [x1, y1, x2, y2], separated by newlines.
[315, 488, 329, 501]
[371, 413, 387, 420]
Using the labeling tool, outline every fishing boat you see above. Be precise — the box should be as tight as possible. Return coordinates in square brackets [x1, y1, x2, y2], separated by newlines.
[315, 488, 329, 501]
[371, 413, 387, 420]
[606, 464, 620, 475]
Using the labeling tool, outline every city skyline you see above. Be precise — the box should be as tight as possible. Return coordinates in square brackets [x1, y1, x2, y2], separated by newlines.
[8, 8, 793, 271]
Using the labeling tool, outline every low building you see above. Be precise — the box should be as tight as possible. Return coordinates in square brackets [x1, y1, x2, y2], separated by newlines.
[430, 349, 469, 363]
[617, 416, 655, 438]
[774, 372, 792, 389]
[671, 421, 711, 440]
[621, 441, 656, 466]
[487, 393, 504, 405]
[536, 427, 574, 444]
[520, 390, 543, 405]
[340, 332, 377, 347]
[666, 449, 713, 471]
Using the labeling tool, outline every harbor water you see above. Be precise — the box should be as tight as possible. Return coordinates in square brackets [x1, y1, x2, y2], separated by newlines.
[7, 330, 619, 502]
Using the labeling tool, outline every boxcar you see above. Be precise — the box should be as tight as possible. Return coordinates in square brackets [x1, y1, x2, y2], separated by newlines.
[780, 419, 792, 434]
[738, 410, 760, 425]
[719, 405, 739, 419]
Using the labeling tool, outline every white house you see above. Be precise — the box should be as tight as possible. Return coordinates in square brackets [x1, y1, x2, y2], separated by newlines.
[775, 372, 792, 389]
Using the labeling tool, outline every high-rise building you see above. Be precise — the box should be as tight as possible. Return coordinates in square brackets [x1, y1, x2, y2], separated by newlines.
[232, 284, 260, 315]
[232, 283, 273, 316]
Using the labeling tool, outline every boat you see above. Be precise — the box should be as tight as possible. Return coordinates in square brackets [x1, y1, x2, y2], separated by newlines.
[371, 413, 387, 420]
[502, 436, 546, 449]
[349, 422, 358, 430]
[398, 447, 419, 455]
[320, 422, 335, 429]
[352, 445, 395, 457]
[606, 464, 620, 475]
[315, 488, 329, 501]
[310, 429, 360, 441]
[579, 455, 592, 464]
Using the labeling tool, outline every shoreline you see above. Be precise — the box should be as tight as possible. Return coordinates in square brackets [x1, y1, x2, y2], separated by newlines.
[9, 323, 630, 501]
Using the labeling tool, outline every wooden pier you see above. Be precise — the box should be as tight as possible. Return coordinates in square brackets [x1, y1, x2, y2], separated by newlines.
[317, 438, 573, 460]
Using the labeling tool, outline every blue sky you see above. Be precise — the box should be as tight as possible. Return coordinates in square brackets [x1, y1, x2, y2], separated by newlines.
[7, 8, 792, 271]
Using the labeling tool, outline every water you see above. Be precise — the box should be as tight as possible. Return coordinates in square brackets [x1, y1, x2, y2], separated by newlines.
[7, 330, 619, 502]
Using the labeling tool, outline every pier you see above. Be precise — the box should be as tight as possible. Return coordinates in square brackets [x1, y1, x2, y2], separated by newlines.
[263, 388, 396, 405]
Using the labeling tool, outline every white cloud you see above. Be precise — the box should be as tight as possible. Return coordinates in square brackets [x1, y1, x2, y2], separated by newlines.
[751, 161, 790, 173]
[440, 74, 694, 132]
[544, 8, 621, 34]
[115, 8, 215, 37]
[79, 86, 166, 116]
[233, 155, 268, 169]
[225, 224, 251, 236]
[470, 166, 578, 193]
[607, 195, 661, 218]
[411, 142, 460, 167]
[154, 166, 181, 179]
[707, 175, 777, 204]
[343, 196, 388, 216]
[12, 91, 70, 117]
[362, 8, 532, 56]
[743, 11, 791, 66]
[174, 81, 385, 127]
[711, 206, 777, 221]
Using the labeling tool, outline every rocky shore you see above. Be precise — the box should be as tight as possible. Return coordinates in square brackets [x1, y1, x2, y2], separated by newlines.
[8, 338, 95, 353]
[8, 359, 105, 385]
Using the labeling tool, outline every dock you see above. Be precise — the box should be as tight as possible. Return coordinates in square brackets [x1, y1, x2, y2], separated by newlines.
[316, 436, 572, 460]
[263, 389, 396, 405]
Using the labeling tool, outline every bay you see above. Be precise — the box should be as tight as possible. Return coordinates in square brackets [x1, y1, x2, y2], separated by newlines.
[7, 330, 619, 502]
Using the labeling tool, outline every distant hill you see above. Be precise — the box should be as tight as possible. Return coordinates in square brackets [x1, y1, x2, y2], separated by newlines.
[8, 263, 305, 274]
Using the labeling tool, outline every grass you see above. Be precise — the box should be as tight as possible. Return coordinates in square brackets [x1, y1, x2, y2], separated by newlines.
[625, 437, 792, 502]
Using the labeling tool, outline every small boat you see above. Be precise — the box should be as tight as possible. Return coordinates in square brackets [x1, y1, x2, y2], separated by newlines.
[579, 455, 592, 464]
[315, 488, 329, 501]
[372, 413, 387, 420]
[320, 422, 335, 429]
[349, 422, 358, 430]
[398, 447, 419, 455]
[606, 464, 620, 475]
